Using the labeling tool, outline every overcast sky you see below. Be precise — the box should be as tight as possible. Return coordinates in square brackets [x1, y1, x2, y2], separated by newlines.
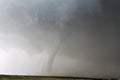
[0, 0, 120, 78]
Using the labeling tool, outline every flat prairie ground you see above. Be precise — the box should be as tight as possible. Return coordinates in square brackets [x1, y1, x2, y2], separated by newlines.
[0, 75, 100, 80]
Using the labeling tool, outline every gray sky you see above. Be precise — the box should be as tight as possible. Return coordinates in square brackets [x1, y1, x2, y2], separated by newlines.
[0, 0, 120, 78]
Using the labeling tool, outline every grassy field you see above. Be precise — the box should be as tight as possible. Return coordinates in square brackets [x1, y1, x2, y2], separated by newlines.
[0, 75, 102, 80]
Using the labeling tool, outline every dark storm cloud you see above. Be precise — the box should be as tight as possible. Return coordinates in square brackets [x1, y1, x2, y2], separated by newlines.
[0, 0, 120, 78]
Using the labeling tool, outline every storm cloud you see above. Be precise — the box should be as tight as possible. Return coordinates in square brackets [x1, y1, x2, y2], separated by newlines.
[0, 0, 120, 78]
